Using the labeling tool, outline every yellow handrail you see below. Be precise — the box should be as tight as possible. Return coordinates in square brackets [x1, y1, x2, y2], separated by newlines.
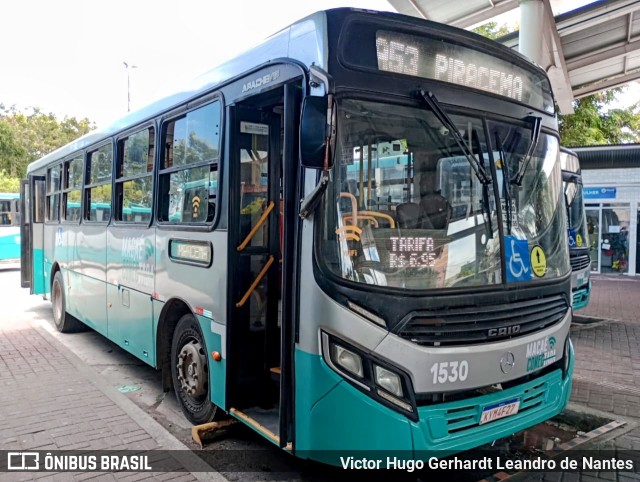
[236, 255, 274, 308]
[343, 215, 379, 227]
[358, 210, 396, 229]
[237, 201, 275, 252]
[339, 193, 358, 224]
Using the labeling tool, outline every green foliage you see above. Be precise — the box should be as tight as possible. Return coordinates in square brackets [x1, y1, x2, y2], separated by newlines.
[471, 24, 640, 146]
[472, 21, 513, 40]
[559, 89, 640, 146]
[0, 105, 94, 179]
[0, 170, 20, 193]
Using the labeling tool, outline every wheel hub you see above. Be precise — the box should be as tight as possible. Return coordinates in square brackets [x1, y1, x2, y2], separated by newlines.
[176, 340, 206, 398]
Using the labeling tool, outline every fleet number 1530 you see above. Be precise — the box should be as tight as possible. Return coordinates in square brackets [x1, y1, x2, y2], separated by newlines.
[430, 360, 469, 384]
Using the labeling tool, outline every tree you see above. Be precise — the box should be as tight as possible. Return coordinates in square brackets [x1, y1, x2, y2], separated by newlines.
[0, 169, 20, 192]
[472, 24, 640, 146]
[472, 21, 512, 40]
[559, 89, 640, 146]
[0, 105, 94, 188]
[0, 118, 26, 178]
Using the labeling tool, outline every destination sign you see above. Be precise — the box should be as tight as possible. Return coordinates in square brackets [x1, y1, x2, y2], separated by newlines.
[374, 30, 553, 113]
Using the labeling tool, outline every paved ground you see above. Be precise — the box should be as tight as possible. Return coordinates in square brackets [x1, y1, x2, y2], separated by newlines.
[521, 274, 640, 481]
[572, 275, 640, 417]
[2, 262, 640, 481]
[578, 275, 640, 324]
[0, 264, 222, 482]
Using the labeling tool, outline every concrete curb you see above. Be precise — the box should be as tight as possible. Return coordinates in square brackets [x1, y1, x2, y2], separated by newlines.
[34, 318, 228, 482]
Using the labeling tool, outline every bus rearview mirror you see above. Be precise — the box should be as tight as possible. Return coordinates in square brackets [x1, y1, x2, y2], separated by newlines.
[300, 96, 334, 170]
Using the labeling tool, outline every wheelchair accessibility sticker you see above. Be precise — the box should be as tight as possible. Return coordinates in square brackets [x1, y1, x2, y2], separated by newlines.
[505, 236, 532, 282]
[568, 228, 577, 248]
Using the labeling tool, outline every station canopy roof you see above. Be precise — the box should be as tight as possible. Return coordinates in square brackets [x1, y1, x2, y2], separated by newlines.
[387, 0, 640, 114]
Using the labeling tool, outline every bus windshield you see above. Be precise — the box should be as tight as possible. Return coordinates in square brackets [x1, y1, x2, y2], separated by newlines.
[319, 99, 569, 290]
[320, 99, 500, 290]
[565, 178, 588, 248]
[488, 121, 569, 279]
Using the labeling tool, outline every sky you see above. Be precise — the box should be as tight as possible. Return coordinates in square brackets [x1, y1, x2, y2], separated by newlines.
[1, 0, 637, 127]
[1, 0, 394, 127]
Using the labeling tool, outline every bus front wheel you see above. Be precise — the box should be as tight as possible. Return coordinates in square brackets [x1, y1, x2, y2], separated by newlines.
[171, 314, 218, 425]
[51, 271, 82, 333]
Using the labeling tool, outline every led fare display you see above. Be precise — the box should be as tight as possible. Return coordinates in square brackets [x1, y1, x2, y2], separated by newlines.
[375, 30, 551, 111]
[389, 236, 435, 269]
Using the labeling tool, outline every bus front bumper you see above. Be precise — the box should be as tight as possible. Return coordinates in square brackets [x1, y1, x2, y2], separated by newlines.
[295, 341, 573, 463]
[572, 282, 591, 311]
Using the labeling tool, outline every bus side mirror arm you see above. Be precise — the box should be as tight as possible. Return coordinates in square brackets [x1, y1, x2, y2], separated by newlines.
[299, 172, 330, 219]
[562, 170, 580, 184]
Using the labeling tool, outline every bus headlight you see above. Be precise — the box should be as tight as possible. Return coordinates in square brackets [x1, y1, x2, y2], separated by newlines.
[322, 332, 418, 421]
[331, 343, 364, 378]
[375, 365, 403, 397]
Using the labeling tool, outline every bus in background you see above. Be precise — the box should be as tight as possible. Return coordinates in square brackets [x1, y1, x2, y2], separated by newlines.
[0, 192, 21, 262]
[21, 9, 573, 463]
[560, 148, 591, 311]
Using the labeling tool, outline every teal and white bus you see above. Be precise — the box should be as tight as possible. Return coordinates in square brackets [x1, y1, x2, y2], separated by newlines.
[0, 192, 21, 262]
[560, 148, 590, 311]
[21, 8, 573, 463]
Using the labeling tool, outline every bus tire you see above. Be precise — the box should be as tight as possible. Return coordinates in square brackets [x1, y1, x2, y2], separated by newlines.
[171, 314, 218, 425]
[51, 271, 82, 333]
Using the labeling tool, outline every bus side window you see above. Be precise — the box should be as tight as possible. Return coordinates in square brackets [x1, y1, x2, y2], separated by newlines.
[62, 154, 83, 223]
[85, 143, 113, 223]
[158, 100, 221, 224]
[0, 201, 10, 226]
[116, 127, 154, 223]
[46, 164, 62, 223]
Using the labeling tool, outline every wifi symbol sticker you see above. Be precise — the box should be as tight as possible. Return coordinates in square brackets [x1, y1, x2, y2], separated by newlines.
[192, 196, 201, 219]
[335, 225, 362, 242]
[548, 336, 556, 350]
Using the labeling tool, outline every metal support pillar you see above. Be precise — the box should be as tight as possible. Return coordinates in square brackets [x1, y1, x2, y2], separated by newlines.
[519, 0, 545, 66]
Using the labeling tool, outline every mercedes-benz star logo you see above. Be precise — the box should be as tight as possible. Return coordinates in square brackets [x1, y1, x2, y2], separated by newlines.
[500, 352, 516, 374]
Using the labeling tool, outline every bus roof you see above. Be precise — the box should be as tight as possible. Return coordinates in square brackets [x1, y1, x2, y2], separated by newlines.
[27, 9, 329, 174]
[27, 7, 552, 175]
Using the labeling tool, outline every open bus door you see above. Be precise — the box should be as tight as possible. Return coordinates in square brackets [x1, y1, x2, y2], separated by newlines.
[21, 175, 46, 294]
[20, 179, 31, 289]
[226, 79, 301, 450]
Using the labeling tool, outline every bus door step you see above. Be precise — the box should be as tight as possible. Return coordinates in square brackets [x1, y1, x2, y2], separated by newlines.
[230, 407, 280, 445]
[191, 419, 238, 448]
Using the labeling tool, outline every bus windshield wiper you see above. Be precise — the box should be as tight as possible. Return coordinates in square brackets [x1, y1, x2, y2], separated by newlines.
[495, 133, 512, 235]
[419, 90, 491, 186]
[512, 115, 542, 186]
[472, 129, 493, 239]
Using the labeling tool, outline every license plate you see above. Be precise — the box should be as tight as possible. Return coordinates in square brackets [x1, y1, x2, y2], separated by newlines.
[479, 398, 520, 425]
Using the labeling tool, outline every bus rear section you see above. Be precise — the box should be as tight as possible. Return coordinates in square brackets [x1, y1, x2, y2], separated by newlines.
[0, 193, 21, 262]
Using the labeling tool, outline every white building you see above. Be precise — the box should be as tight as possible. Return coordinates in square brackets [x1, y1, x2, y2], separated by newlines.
[573, 145, 640, 276]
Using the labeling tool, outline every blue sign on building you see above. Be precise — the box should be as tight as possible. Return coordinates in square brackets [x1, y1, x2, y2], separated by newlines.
[584, 187, 616, 199]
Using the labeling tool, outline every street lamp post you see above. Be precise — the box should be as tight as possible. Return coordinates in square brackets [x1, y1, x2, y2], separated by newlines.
[123, 61, 138, 112]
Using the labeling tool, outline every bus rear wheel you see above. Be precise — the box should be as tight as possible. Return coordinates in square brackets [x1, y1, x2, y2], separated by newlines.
[171, 314, 218, 425]
[51, 271, 82, 333]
